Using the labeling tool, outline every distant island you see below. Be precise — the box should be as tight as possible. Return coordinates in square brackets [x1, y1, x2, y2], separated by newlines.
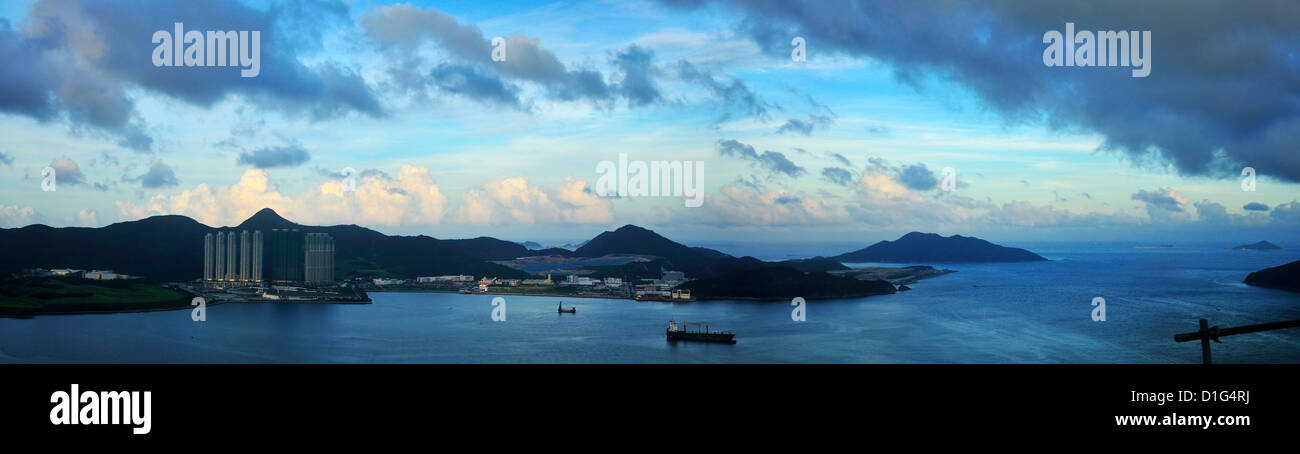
[1244, 260, 1300, 293]
[1233, 241, 1282, 251]
[831, 232, 1047, 263]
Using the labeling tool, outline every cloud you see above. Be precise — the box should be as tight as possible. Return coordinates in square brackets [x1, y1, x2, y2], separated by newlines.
[1131, 188, 1186, 213]
[360, 4, 626, 107]
[237, 146, 311, 169]
[675, 60, 771, 123]
[47, 156, 86, 186]
[682, 184, 850, 227]
[776, 96, 835, 135]
[428, 63, 525, 110]
[895, 163, 939, 191]
[611, 45, 662, 108]
[1132, 187, 1193, 222]
[134, 160, 179, 188]
[1243, 202, 1270, 211]
[116, 165, 449, 228]
[821, 167, 854, 186]
[456, 175, 613, 225]
[0, 151, 13, 166]
[0, 0, 383, 153]
[666, 0, 1300, 183]
[775, 115, 832, 135]
[1194, 200, 1230, 224]
[0, 205, 35, 227]
[716, 139, 805, 177]
[1272, 201, 1300, 225]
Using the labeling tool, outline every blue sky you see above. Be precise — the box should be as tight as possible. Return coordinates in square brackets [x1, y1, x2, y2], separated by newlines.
[0, 0, 1297, 245]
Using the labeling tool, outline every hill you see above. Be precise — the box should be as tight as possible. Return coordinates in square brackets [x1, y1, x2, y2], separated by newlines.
[573, 225, 731, 277]
[1244, 260, 1300, 292]
[1233, 241, 1282, 251]
[832, 232, 1047, 263]
[0, 208, 529, 282]
[678, 266, 897, 300]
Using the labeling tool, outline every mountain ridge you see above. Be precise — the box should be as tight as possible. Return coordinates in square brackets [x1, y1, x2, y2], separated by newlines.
[831, 232, 1047, 263]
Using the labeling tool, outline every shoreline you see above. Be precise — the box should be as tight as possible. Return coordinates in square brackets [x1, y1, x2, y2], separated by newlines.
[370, 288, 632, 301]
[0, 296, 371, 319]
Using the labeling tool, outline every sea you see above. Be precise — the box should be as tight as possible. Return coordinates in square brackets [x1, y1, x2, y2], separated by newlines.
[2, 243, 1298, 363]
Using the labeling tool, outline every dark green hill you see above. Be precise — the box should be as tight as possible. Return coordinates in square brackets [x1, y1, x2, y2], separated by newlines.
[678, 266, 896, 300]
[573, 225, 732, 277]
[1244, 260, 1300, 292]
[0, 209, 528, 281]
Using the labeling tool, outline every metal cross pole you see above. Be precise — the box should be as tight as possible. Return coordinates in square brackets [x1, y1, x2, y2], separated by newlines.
[1174, 318, 1300, 364]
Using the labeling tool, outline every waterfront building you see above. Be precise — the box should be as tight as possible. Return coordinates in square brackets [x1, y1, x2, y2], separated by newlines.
[203, 233, 214, 281]
[268, 229, 304, 283]
[239, 230, 251, 283]
[225, 231, 238, 281]
[214, 232, 225, 281]
[251, 230, 263, 282]
[303, 232, 335, 285]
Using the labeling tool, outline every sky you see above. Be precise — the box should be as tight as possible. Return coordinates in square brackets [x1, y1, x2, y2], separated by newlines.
[0, 0, 1297, 245]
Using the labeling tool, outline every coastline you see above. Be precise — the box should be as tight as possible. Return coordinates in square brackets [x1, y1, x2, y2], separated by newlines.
[370, 288, 633, 301]
[1, 294, 371, 319]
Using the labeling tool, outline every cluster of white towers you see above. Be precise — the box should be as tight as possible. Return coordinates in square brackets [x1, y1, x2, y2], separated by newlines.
[203, 230, 262, 283]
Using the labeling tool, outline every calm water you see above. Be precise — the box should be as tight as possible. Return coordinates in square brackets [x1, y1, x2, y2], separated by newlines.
[2, 245, 1299, 363]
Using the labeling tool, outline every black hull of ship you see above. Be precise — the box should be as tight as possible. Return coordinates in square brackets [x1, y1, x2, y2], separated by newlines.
[666, 330, 736, 344]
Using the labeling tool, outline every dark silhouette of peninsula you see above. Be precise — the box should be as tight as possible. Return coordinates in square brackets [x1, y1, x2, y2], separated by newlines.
[678, 266, 897, 300]
[1244, 260, 1300, 292]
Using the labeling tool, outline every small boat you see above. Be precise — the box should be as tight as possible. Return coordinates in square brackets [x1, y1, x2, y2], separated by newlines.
[557, 303, 576, 313]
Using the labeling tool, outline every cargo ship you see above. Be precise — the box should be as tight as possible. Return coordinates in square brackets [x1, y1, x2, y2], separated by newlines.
[666, 319, 736, 344]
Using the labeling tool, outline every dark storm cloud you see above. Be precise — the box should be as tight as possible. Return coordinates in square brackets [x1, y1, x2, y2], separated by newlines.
[662, 0, 1300, 183]
[0, 0, 383, 153]
[237, 145, 311, 169]
[1243, 202, 1270, 211]
[134, 161, 179, 188]
[717, 139, 805, 177]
